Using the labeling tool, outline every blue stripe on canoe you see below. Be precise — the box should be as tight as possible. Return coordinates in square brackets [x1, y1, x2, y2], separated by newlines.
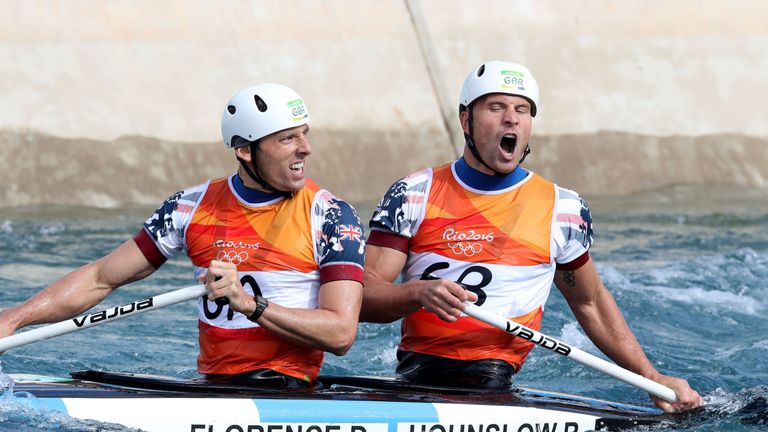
[38, 397, 68, 414]
[255, 399, 439, 423]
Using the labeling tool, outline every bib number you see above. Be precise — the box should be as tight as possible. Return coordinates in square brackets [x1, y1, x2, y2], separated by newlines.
[202, 275, 263, 321]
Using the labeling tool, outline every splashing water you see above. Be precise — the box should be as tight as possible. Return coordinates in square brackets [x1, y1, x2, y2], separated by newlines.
[0, 187, 765, 431]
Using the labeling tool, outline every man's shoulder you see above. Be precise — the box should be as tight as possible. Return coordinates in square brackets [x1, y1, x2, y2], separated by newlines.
[552, 183, 593, 233]
[301, 180, 359, 216]
[173, 178, 219, 206]
[525, 170, 581, 202]
[302, 178, 322, 193]
[302, 179, 346, 204]
[381, 166, 435, 197]
[525, 174, 589, 215]
[554, 183, 585, 203]
[403, 166, 434, 182]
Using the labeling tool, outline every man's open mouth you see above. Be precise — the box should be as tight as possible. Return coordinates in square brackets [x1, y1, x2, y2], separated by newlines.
[500, 134, 517, 154]
[290, 162, 304, 171]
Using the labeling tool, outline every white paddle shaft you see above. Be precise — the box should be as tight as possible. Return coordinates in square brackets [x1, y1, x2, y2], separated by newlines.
[0, 285, 206, 352]
[463, 303, 677, 402]
[0, 284, 677, 402]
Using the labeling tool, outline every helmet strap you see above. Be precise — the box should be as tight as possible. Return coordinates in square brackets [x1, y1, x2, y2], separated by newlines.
[465, 105, 531, 177]
[236, 142, 294, 198]
[517, 143, 531, 167]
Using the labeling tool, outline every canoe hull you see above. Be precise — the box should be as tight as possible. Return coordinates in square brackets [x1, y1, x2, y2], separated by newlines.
[9, 371, 664, 432]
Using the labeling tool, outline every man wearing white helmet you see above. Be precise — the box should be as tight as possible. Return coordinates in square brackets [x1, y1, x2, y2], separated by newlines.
[0, 83, 365, 388]
[361, 61, 702, 412]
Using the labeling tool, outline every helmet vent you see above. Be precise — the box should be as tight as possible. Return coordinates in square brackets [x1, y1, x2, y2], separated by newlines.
[477, 64, 486, 77]
[227, 105, 236, 115]
[253, 94, 268, 112]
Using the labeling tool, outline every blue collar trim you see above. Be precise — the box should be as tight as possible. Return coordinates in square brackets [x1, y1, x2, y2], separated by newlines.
[231, 174, 283, 204]
[453, 157, 529, 191]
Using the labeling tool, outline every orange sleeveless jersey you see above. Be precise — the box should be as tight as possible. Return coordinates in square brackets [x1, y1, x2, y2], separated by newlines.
[135, 175, 365, 382]
[375, 163, 558, 370]
[187, 178, 323, 381]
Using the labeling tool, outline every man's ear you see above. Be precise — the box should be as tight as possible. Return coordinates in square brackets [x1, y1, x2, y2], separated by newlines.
[459, 110, 470, 135]
[234, 145, 252, 162]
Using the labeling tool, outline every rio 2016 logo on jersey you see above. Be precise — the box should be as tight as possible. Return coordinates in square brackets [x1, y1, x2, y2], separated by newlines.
[442, 228, 494, 257]
[287, 98, 308, 122]
[211, 240, 261, 265]
[211, 240, 261, 250]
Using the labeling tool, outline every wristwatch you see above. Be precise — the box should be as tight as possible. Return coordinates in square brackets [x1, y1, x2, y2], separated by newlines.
[247, 295, 269, 323]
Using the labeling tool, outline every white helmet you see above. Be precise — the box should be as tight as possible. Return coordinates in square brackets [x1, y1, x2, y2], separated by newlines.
[221, 83, 310, 148]
[459, 61, 539, 117]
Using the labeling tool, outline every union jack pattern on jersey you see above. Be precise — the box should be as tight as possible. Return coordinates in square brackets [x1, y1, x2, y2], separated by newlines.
[338, 224, 363, 242]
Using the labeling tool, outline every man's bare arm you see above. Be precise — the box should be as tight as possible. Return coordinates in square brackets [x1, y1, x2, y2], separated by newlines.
[0, 239, 156, 336]
[360, 244, 475, 323]
[554, 257, 702, 412]
[205, 260, 363, 356]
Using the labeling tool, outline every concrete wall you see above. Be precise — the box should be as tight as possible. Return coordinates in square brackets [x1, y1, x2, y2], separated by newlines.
[1, 1, 766, 208]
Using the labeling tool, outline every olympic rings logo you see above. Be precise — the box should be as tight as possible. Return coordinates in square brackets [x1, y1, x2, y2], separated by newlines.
[447, 242, 483, 257]
[216, 250, 249, 265]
